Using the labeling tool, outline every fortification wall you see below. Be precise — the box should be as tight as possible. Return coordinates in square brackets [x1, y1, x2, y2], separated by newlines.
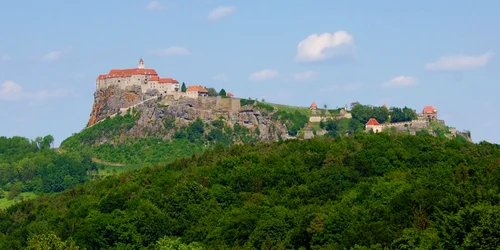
[384, 121, 412, 129]
[309, 116, 325, 122]
[411, 119, 429, 129]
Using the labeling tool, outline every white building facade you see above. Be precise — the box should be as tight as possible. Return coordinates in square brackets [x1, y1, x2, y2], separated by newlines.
[96, 59, 179, 94]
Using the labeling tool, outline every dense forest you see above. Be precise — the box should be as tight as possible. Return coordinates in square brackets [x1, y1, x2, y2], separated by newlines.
[2, 133, 500, 249]
[0, 135, 96, 202]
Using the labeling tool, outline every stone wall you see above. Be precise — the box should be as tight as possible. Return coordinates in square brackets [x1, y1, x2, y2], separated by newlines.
[411, 119, 429, 129]
[309, 116, 324, 122]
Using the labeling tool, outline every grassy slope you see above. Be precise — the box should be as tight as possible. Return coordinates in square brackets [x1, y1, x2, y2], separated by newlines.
[269, 103, 312, 117]
[0, 192, 38, 209]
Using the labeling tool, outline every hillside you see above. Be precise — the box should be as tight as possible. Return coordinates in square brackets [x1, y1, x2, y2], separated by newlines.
[60, 85, 313, 165]
[0, 136, 96, 209]
[2, 134, 500, 249]
[61, 83, 470, 167]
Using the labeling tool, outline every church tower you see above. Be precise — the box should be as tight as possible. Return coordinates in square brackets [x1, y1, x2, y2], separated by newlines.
[138, 58, 145, 69]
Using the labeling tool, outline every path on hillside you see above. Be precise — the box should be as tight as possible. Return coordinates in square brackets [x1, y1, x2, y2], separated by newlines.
[55, 148, 125, 167]
[85, 95, 159, 129]
[91, 157, 125, 167]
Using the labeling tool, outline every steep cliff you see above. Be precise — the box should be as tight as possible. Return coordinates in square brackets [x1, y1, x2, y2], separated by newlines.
[84, 85, 291, 143]
[60, 85, 301, 164]
[87, 86, 156, 127]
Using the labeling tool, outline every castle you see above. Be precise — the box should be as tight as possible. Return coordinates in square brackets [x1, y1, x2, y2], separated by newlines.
[96, 58, 213, 99]
[365, 105, 440, 133]
[363, 105, 472, 140]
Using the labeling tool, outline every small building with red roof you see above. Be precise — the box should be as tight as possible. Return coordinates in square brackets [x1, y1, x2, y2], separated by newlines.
[186, 85, 209, 98]
[421, 105, 438, 121]
[310, 101, 317, 110]
[227, 92, 234, 98]
[365, 118, 384, 133]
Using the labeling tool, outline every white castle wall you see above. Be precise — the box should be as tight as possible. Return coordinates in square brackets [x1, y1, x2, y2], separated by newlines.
[97, 75, 182, 94]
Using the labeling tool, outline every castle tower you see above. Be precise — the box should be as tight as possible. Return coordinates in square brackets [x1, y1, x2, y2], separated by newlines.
[310, 101, 317, 110]
[138, 58, 145, 69]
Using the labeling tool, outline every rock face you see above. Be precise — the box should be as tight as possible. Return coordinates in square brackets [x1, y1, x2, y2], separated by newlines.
[87, 85, 289, 142]
[89, 86, 136, 126]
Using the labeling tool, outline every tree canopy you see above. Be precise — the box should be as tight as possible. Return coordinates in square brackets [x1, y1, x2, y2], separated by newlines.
[0, 135, 94, 197]
[2, 133, 500, 249]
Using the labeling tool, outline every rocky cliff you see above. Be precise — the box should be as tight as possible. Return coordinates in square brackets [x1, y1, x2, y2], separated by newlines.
[86, 85, 290, 142]
[87, 86, 157, 127]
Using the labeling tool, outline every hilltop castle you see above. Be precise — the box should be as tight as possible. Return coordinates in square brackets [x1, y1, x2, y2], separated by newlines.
[96, 58, 181, 94]
[96, 58, 227, 100]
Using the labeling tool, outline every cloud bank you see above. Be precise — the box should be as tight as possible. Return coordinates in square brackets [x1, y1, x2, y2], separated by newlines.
[425, 51, 493, 71]
[249, 69, 278, 81]
[382, 76, 418, 88]
[0, 81, 67, 101]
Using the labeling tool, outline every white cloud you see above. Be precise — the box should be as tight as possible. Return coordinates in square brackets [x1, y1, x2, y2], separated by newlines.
[293, 71, 317, 82]
[208, 6, 236, 20]
[425, 51, 493, 71]
[213, 73, 228, 82]
[322, 82, 362, 92]
[295, 31, 355, 63]
[41, 48, 71, 62]
[382, 76, 418, 88]
[0, 81, 21, 96]
[0, 80, 67, 101]
[150, 46, 191, 56]
[0, 55, 11, 62]
[249, 69, 278, 81]
[146, 1, 166, 10]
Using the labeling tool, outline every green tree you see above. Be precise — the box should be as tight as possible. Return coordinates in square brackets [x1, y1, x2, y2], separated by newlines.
[42, 135, 54, 149]
[181, 82, 187, 92]
[219, 88, 227, 97]
[7, 186, 19, 200]
[351, 104, 390, 124]
[207, 87, 218, 97]
[390, 107, 417, 122]
[26, 233, 80, 250]
[155, 236, 204, 250]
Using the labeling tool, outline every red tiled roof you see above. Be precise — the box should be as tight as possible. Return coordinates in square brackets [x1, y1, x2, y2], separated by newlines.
[106, 68, 158, 78]
[148, 76, 160, 81]
[310, 101, 317, 109]
[366, 118, 380, 126]
[187, 85, 208, 93]
[422, 105, 437, 114]
[227, 92, 234, 97]
[159, 78, 179, 84]
[97, 74, 107, 80]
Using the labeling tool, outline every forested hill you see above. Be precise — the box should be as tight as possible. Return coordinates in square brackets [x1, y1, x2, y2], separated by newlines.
[0, 136, 96, 205]
[2, 133, 500, 249]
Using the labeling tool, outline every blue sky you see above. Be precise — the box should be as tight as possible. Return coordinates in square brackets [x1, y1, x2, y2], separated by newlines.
[1, 0, 499, 146]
